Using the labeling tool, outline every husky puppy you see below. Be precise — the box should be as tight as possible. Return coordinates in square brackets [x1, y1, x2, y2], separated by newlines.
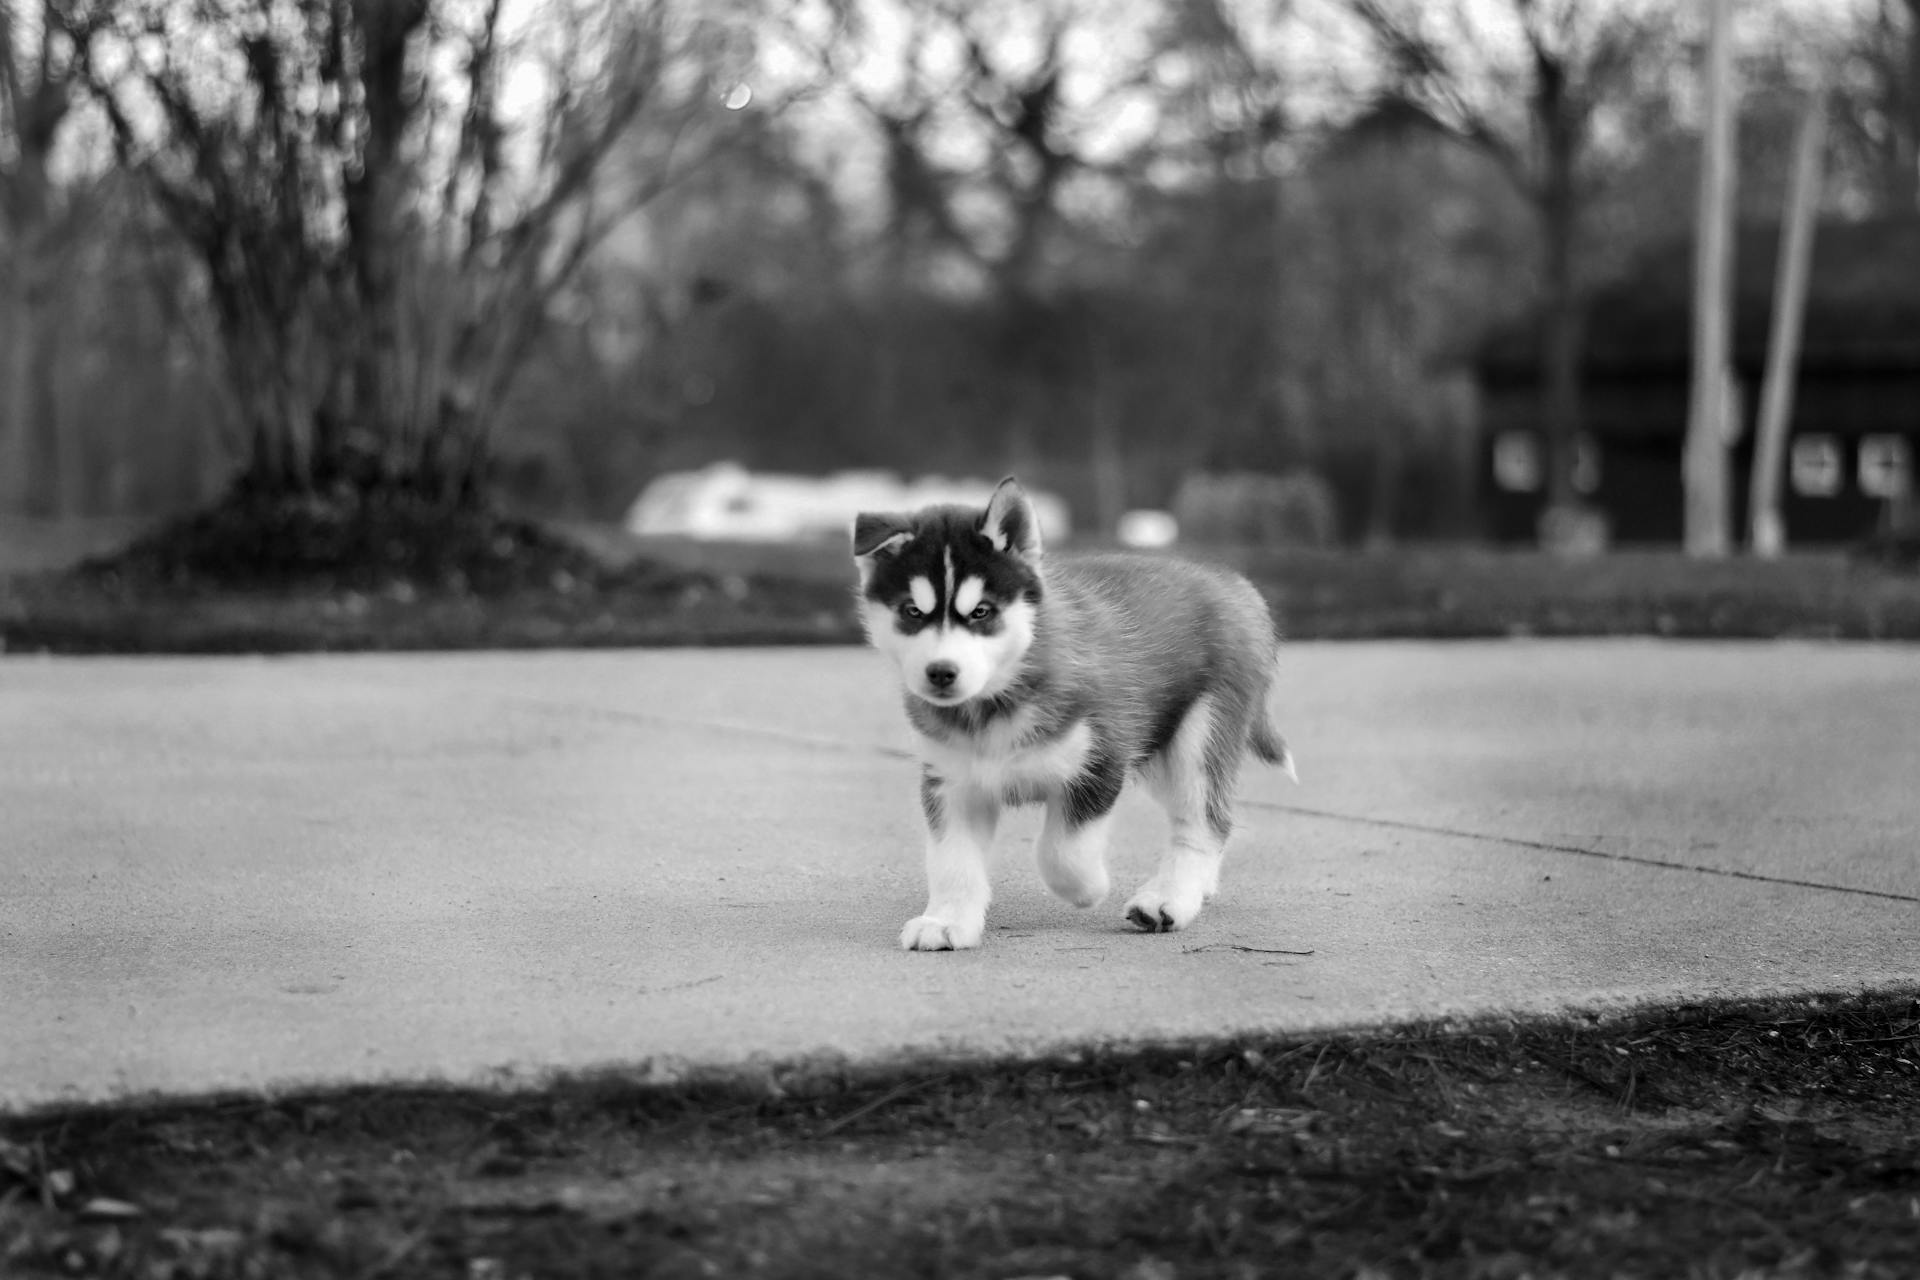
[853, 477, 1294, 951]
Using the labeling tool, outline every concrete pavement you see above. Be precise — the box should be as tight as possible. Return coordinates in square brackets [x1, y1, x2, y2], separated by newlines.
[3, 642, 1917, 1113]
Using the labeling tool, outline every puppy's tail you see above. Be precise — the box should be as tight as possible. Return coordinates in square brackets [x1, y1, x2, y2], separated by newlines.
[1251, 715, 1298, 783]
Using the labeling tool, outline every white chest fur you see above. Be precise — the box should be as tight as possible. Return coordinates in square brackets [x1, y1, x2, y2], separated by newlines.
[917, 707, 1093, 805]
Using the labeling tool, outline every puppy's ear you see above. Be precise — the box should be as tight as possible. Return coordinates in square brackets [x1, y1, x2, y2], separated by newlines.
[980, 476, 1041, 559]
[852, 511, 911, 559]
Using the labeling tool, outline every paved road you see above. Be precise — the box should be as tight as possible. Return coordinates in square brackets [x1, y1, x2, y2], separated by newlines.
[4, 642, 1917, 1113]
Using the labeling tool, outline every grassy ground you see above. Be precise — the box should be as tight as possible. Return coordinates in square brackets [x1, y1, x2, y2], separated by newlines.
[4, 990, 1918, 1279]
[5, 513, 1920, 652]
[0, 564, 856, 654]
[1217, 545, 1920, 641]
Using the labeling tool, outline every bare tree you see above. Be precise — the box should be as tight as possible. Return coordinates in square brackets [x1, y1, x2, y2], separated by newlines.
[807, 0, 1156, 298]
[1344, 0, 1673, 534]
[813, 0, 983, 284]
[797, 0, 1160, 480]
[1829, 0, 1920, 212]
[1288, 105, 1532, 544]
[0, 1, 89, 516]
[60, 0, 757, 509]
[1318, 152, 1430, 547]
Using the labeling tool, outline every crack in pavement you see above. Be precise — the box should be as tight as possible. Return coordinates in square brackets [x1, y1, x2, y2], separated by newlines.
[532, 701, 1920, 907]
[1240, 799, 1920, 905]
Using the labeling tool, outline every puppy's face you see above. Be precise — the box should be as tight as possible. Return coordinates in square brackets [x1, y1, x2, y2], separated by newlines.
[853, 480, 1043, 708]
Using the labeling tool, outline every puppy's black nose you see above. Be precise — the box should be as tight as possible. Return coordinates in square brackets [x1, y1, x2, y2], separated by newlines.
[926, 661, 959, 690]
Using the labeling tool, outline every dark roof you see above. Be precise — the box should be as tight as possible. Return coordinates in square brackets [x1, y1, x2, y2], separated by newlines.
[1483, 216, 1920, 379]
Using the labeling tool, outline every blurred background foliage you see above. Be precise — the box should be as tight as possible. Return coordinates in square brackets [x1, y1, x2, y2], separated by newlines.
[0, 0, 1914, 545]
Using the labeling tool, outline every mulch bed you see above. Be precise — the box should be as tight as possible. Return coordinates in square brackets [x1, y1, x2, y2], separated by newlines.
[4, 989, 1917, 1278]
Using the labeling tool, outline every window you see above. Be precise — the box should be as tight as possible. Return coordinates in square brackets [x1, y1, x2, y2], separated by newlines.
[1790, 435, 1842, 498]
[1859, 435, 1913, 499]
[1493, 431, 1541, 493]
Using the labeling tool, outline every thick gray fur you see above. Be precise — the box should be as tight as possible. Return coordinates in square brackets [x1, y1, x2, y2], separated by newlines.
[862, 477, 1293, 947]
[909, 551, 1288, 832]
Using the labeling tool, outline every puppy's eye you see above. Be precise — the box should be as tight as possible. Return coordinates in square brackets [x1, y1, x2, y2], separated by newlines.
[900, 601, 925, 620]
[969, 603, 997, 621]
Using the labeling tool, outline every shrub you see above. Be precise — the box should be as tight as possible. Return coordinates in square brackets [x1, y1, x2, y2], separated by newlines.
[1170, 470, 1340, 548]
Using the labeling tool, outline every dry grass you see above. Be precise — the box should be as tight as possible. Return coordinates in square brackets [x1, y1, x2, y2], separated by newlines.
[1222, 546, 1920, 640]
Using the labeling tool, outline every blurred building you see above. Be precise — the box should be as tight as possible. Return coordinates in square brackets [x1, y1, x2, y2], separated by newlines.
[1478, 217, 1920, 546]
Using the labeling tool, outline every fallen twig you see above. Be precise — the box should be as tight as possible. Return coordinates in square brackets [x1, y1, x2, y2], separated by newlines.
[817, 1076, 947, 1137]
[1182, 943, 1315, 956]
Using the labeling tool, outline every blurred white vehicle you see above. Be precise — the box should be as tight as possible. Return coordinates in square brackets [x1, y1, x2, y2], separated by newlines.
[1116, 509, 1179, 548]
[625, 463, 1071, 544]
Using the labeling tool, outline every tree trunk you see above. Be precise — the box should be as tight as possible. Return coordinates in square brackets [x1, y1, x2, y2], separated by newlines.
[868, 300, 901, 455]
[1362, 303, 1404, 549]
[1750, 91, 1826, 557]
[344, 0, 431, 496]
[1907, 0, 1920, 210]
[2, 73, 63, 518]
[1433, 370, 1482, 539]
[3, 246, 60, 519]
[1535, 63, 1582, 523]
[1085, 322, 1126, 541]
[1538, 266, 1582, 515]
[1, 263, 32, 514]
[1364, 427, 1402, 549]
[1685, 0, 1737, 557]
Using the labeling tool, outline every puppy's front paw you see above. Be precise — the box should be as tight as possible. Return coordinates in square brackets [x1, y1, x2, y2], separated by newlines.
[1123, 877, 1205, 934]
[900, 914, 985, 951]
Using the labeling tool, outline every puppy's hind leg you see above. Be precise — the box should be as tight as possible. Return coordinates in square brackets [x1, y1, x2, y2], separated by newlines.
[1035, 803, 1113, 908]
[1126, 696, 1237, 933]
[1036, 751, 1125, 908]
